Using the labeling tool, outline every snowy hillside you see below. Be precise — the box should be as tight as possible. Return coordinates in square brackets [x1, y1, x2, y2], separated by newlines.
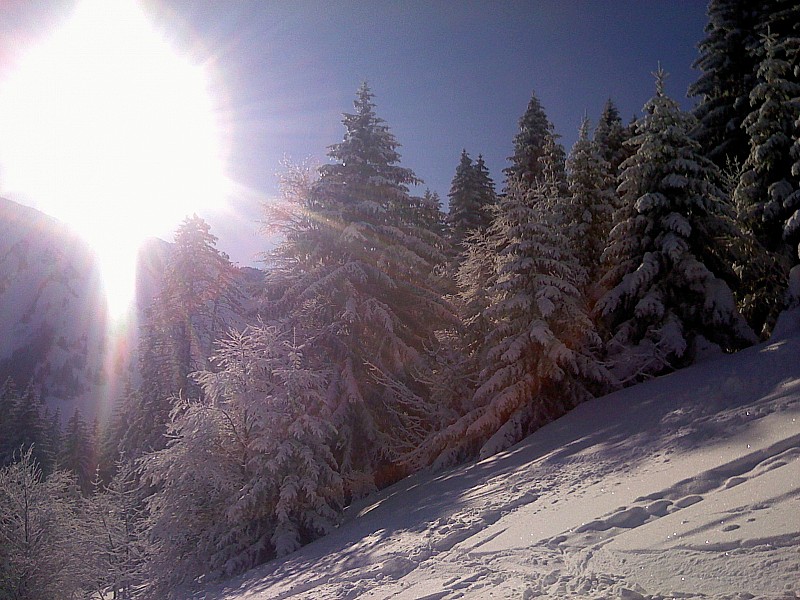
[201, 312, 800, 600]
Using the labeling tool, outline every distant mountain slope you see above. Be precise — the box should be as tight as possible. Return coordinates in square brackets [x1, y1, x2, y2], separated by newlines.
[0, 197, 107, 411]
[201, 313, 800, 600]
[0, 198, 263, 420]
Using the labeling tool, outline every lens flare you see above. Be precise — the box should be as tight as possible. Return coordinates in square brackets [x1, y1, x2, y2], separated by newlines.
[0, 0, 229, 319]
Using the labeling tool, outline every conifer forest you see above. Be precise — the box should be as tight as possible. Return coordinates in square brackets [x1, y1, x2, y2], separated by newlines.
[1, 1, 800, 598]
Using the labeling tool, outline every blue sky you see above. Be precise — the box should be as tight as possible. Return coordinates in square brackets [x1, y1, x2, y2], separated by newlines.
[1, 1, 710, 266]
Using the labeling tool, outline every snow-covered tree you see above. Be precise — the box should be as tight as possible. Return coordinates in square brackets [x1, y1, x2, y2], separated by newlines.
[141, 325, 343, 597]
[117, 216, 246, 461]
[598, 69, 756, 382]
[0, 448, 90, 599]
[732, 24, 800, 333]
[85, 460, 148, 599]
[265, 84, 455, 496]
[735, 29, 800, 257]
[565, 116, 615, 286]
[413, 180, 609, 466]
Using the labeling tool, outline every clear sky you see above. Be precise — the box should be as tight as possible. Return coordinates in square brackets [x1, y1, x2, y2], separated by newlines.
[0, 0, 710, 267]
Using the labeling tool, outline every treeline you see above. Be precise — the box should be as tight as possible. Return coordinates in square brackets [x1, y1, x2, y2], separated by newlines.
[2, 1, 799, 597]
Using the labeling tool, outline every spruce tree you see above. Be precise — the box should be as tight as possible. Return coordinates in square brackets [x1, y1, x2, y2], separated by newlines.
[735, 29, 800, 258]
[732, 24, 800, 333]
[504, 90, 560, 188]
[594, 99, 629, 179]
[689, 0, 766, 168]
[413, 181, 609, 465]
[266, 84, 455, 497]
[446, 151, 495, 246]
[60, 407, 95, 494]
[117, 216, 244, 461]
[598, 69, 756, 382]
[565, 116, 615, 287]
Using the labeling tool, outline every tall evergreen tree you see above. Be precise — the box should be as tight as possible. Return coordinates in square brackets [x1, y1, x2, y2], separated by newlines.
[504, 91, 561, 188]
[117, 216, 244, 461]
[447, 151, 495, 246]
[594, 99, 629, 179]
[565, 116, 615, 292]
[732, 24, 800, 333]
[598, 69, 756, 382]
[689, 0, 766, 168]
[60, 407, 95, 494]
[266, 84, 455, 497]
[0, 381, 53, 474]
[735, 29, 800, 258]
[413, 181, 609, 466]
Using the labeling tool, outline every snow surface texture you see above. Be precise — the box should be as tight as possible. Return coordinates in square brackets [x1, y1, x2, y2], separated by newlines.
[201, 330, 800, 600]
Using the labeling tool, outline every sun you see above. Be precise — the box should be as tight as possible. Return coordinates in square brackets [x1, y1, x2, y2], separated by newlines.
[0, 0, 229, 319]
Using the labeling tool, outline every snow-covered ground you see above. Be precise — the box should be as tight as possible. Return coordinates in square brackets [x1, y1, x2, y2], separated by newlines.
[201, 311, 800, 600]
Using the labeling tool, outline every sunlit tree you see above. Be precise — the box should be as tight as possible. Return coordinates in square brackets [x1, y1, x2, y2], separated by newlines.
[412, 180, 608, 466]
[265, 83, 455, 496]
[141, 325, 342, 596]
[117, 216, 246, 460]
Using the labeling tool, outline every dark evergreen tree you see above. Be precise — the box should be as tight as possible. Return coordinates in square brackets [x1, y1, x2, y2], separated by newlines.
[689, 0, 766, 168]
[594, 99, 629, 178]
[565, 116, 615, 291]
[504, 90, 561, 188]
[446, 151, 496, 246]
[732, 23, 800, 334]
[735, 29, 800, 258]
[60, 407, 95, 494]
[0, 381, 53, 475]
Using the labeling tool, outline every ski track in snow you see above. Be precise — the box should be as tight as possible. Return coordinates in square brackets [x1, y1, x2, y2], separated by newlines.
[200, 327, 800, 600]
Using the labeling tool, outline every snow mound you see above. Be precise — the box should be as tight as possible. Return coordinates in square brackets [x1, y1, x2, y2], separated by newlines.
[200, 332, 800, 600]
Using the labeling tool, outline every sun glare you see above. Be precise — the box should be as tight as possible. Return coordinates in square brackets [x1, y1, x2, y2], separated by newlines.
[0, 0, 228, 319]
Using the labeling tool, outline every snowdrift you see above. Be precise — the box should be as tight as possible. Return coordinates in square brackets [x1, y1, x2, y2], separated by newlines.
[202, 320, 800, 600]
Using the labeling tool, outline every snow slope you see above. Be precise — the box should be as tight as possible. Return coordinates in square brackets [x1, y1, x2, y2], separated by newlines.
[202, 314, 800, 600]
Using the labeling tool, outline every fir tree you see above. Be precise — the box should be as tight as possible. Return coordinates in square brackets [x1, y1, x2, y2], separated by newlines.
[598, 69, 756, 382]
[565, 116, 615, 292]
[0, 381, 54, 475]
[735, 29, 800, 258]
[732, 25, 800, 333]
[447, 151, 496, 246]
[265, 84, 455, 497]
[60, 407, 95, 494]
[413, 181, 609, 465]
[689, 0, 766, 168]
[504, 90, 560, 188]
[117, 216, 245, 461]
[594, 99, 629, 179]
